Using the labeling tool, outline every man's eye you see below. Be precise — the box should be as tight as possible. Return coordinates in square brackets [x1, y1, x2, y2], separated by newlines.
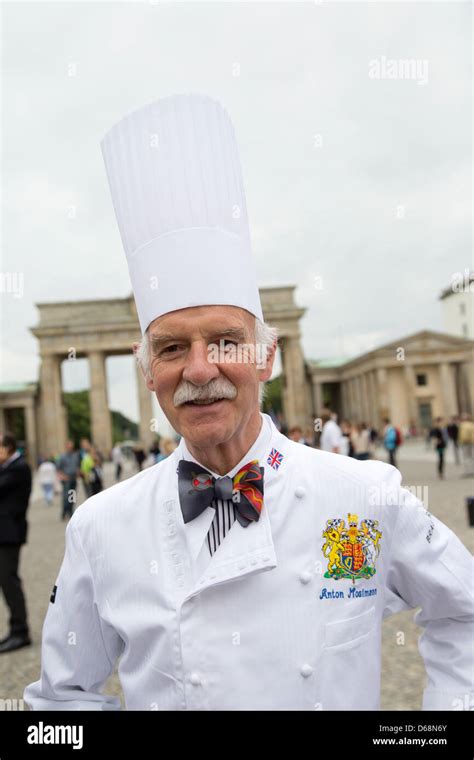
[161, 345, 180, 355]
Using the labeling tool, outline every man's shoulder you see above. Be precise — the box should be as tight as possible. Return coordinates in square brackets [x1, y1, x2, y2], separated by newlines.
[288, 441, 400, 488]
[2, 456, 31, 475]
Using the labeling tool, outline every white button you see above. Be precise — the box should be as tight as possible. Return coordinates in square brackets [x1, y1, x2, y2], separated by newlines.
[299, 571, 312, 584]
[295, 486, 306, 498]
[190, 672, 201, 686]
[300, 664, 313, 678]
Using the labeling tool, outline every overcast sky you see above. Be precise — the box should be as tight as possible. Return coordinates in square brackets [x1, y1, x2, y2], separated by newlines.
[1, 1, 472, 429]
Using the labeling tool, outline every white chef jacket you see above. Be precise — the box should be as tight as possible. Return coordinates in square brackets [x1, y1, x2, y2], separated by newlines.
[24, 413, 473, 711]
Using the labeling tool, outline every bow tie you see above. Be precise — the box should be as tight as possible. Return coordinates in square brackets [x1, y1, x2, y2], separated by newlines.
[178, 459, 264, 528]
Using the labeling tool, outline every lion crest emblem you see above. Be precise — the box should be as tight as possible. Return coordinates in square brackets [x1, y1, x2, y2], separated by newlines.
[322, 514, 382, 584]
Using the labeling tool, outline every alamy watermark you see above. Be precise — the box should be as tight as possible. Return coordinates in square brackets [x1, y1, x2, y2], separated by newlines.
[207, 339, 268, 370]
[369, 56, 429, 86]
[0, 272, 24, 299]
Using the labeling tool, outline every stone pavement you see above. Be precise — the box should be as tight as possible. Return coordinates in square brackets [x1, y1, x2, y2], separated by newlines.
[0, 452, 472, 711]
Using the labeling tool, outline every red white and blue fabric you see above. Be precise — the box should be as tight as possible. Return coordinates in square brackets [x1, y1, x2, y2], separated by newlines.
[267, 448, 284, 470]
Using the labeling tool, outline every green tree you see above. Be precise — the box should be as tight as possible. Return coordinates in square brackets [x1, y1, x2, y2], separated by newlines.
[262, 375, 282, 414]
[63, 390, 138, 448]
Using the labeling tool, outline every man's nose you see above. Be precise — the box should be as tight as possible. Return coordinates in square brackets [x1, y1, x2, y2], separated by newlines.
[182, 341, 220, 386]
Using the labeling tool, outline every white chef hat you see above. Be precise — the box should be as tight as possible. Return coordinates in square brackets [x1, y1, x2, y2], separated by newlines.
[100, 93, 263, 335]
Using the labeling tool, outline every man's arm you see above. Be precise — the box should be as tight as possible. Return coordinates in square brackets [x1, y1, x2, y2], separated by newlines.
[56, 456, 68, 482]
[383, 468, 474, 710]
[24, 519, 122, 710]
[330, 424, 342, 454]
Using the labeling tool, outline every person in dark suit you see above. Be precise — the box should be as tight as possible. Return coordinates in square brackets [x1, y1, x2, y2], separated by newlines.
[0, 432, 32, 652]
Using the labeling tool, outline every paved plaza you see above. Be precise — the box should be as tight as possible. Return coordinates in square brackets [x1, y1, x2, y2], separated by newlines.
[1, 442, 472, 710]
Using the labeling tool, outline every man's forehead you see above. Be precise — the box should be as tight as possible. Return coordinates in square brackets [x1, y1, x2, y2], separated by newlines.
[148, 305, 254, 337]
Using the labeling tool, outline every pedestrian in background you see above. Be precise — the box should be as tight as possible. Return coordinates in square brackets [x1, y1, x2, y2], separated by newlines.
[38, 457, 56, 505]
[288, 426, 307, 444]
[134, 445, 146, 472]
[351, 422, 371, 460]
[0, 432, 32, 653]
[447, 416, 460, 465]
[340, 419, 353, 456]
[459, 413, 474, 477]
[156, 438, 177, 463]
[149, 440, 161, 463]
[319, 409, 343, 453]
[383, 418, 398, 467]
[56, 440, 80, 521]
[429, 417, 447, 480]
[79, 438, 94, 498]
[88, 447, 104, 495]
[111, 443, 123, 481]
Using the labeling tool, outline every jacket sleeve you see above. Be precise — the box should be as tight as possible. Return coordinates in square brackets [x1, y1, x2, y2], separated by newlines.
[24, 519, 123, 710]
[383, 468, 474, 711]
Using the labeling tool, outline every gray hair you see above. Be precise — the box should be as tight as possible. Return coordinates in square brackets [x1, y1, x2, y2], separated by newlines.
[135, 316, 278, 407]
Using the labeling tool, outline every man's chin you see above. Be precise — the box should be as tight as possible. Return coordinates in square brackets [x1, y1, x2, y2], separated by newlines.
[175, 400, 234, 443]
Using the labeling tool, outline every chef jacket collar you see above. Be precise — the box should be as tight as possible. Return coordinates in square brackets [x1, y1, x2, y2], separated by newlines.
[173, 412, 279, 575]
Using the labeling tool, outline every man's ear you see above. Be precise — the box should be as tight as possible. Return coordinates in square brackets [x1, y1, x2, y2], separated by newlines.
[133, 342, 154, 391]
[258, 339, 277, 383]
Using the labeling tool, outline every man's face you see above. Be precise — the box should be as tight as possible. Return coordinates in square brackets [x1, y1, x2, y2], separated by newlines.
[289, 429, 302, 442]
[140, 305, 275, 449]
[0, 440, 11, 464]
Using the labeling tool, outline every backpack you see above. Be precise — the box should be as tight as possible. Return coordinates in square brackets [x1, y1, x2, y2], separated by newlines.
[395, 427, 403, 447]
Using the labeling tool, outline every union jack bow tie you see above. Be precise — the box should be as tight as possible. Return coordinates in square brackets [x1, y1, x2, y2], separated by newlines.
[178, 459, 264, 527]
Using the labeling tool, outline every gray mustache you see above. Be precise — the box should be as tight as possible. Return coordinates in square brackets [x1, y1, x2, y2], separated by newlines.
[174, 379, 237, 406]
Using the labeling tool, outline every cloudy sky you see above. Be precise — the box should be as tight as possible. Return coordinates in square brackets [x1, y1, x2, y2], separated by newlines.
[1, 1, 471, 428]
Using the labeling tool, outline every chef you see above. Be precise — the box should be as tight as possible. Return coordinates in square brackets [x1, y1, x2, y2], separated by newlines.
[24, 94, 473, 711]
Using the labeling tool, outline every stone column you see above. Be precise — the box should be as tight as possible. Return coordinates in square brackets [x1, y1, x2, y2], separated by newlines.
[135, 361, 155, 448]
[24, 401, 38, 469]
[360, 373, 371, 425]
[279, 339, 290, 426]
[37, 355, 68, 458]
[439, 362, 459, 418]
[340, 381, 348, 420]
[376, 367, 390, 422]
[459, 362, 473, 415]
[354, 375, 365, 423]
[281, 335, 310, 428]
[88, 351, 113, 456]
[350, 378, 360, 421]
[312, 377, 323, 419]
[368, 371, 378, 428]
[346, 378, 352, 419]
[403, 364, 418, 427]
